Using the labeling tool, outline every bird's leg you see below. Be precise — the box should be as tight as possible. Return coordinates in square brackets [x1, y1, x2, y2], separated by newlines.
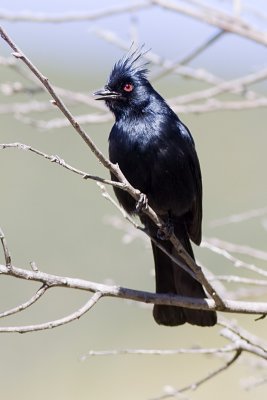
[157, 212, 174, 240]
[135, 192, 148, 213]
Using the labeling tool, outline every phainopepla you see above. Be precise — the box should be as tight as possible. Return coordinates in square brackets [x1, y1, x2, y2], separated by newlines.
[94, 49, 217, 327]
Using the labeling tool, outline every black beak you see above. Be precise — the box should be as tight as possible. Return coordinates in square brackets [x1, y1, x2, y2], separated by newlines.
[93, 87, 121, 100]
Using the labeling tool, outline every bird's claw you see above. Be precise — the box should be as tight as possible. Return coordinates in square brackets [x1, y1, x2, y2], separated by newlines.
[135, 192, 148, 213]
[157, 221, 174, 241]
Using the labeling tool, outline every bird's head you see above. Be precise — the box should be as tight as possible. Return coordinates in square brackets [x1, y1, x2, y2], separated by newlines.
[94, 47, 152, 118]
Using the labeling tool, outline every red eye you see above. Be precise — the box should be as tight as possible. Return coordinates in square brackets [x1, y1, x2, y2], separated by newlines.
[123, 83, 134, 92]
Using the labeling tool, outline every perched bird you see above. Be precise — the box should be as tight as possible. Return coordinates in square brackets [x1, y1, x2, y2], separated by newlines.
[94, 49, 217, 327]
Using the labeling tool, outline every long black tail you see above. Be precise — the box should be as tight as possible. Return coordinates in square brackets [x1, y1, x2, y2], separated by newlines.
[144, 217, 217, 327]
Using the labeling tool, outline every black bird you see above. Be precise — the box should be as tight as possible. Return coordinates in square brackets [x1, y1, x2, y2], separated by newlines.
[94, 49, 217, 327]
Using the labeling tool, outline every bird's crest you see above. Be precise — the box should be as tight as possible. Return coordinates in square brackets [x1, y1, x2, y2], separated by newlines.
[108, 45, 150, 86]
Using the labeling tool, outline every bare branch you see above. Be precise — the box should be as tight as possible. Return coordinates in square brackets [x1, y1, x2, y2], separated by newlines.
[0, 100, 54, 115]
[150, 28, 225, 81]
[93, 28, 267, 114]
[0, 226, 12, 268]
[210, 275, 267, 286]
[170, 67, 267, 105]
[16, 112, 112, 128]
[93, 28, 224, 85]
[153, 0, 267, 46]
[171, 97, 267, 113]
[219, 318, 267, 350]
[206, 237, 267, 262]
[82, 317, 267, 397]
[0, 2, 151, 23]
[0, 285, 48, 318]
[202, 240, 267, 278]
[0, 4, 266, 397]
[209, 206, 267, 227]
[82, 343, 237, 359]
[0, 292, 102, 333]
[0, 142, 123, 189]
[1, 263, 267, 316]
[152, 350, 242, 399]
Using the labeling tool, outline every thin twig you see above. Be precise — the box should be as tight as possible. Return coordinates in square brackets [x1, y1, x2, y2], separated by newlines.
[0, 100, 54, 115]
[170, 67, 267, 105]
[171, 97, 267, 113]
[0, 142, 124, 189]
[219, 318, 267, 350]
[0, 226, 12, 268]
[210, 275, 267, 286]
[0, 2, 151, 23]
[209, 206, 267, 227]
[0, 284, 48, 318]
[202, 240, 267, 278]
[151, 29, 225, 81]
[0, 292, 102, 333]
[151, 350, 242, 399]
[93, 28, 224, 85]
[16, 112, 113, 128]
[153, 0, 267, 47]
[206, 237, 267, 262]
[82, 343, 237, 360]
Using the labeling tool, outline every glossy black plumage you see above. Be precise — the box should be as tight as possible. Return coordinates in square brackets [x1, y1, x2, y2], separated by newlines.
[94, 49, 217, 327]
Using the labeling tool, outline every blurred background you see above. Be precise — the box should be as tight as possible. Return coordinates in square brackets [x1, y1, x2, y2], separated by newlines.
[0, 1, 267, 399]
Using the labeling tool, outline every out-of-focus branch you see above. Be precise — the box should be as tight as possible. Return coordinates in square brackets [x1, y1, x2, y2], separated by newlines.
[201, 240, 267, 278]
[93, 28, 224, 85]
[152, 350, 242, 399]
[82, 318, 267, 399]
[209, 206, 267, 227]
[170, 67, 267, 105]
[210, 275, 267, 286]
[82, 343, 237, 358]
[0, 2, 151, 22]
[1, 1, 267, 47]
[150, 28, 225, 81]
[153, 0, 267, 46]
[0, 226, 12, 268]
[94, 29, 267, 113]
[206, 237, 267, 262]
[0, 100, 54, 115]
[171, 97, 267, 113]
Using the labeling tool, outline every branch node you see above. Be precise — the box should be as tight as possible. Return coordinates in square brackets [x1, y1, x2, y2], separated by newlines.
[30, 261, 39, 272]
[12, 51, 23, 59]
[50, 155, 65, 165]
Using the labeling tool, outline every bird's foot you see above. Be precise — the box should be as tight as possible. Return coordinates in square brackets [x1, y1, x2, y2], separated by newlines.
[157, 220, 174, 241]
[135, 192, 148, 213]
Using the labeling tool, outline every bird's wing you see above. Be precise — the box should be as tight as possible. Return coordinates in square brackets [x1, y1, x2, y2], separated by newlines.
[177, 121, 202, 245]
[186, 148, 202, 245]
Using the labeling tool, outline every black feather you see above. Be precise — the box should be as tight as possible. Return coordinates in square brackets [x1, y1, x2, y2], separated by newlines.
[109, 45, 150, 85]
[95, 48, 217, 327]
